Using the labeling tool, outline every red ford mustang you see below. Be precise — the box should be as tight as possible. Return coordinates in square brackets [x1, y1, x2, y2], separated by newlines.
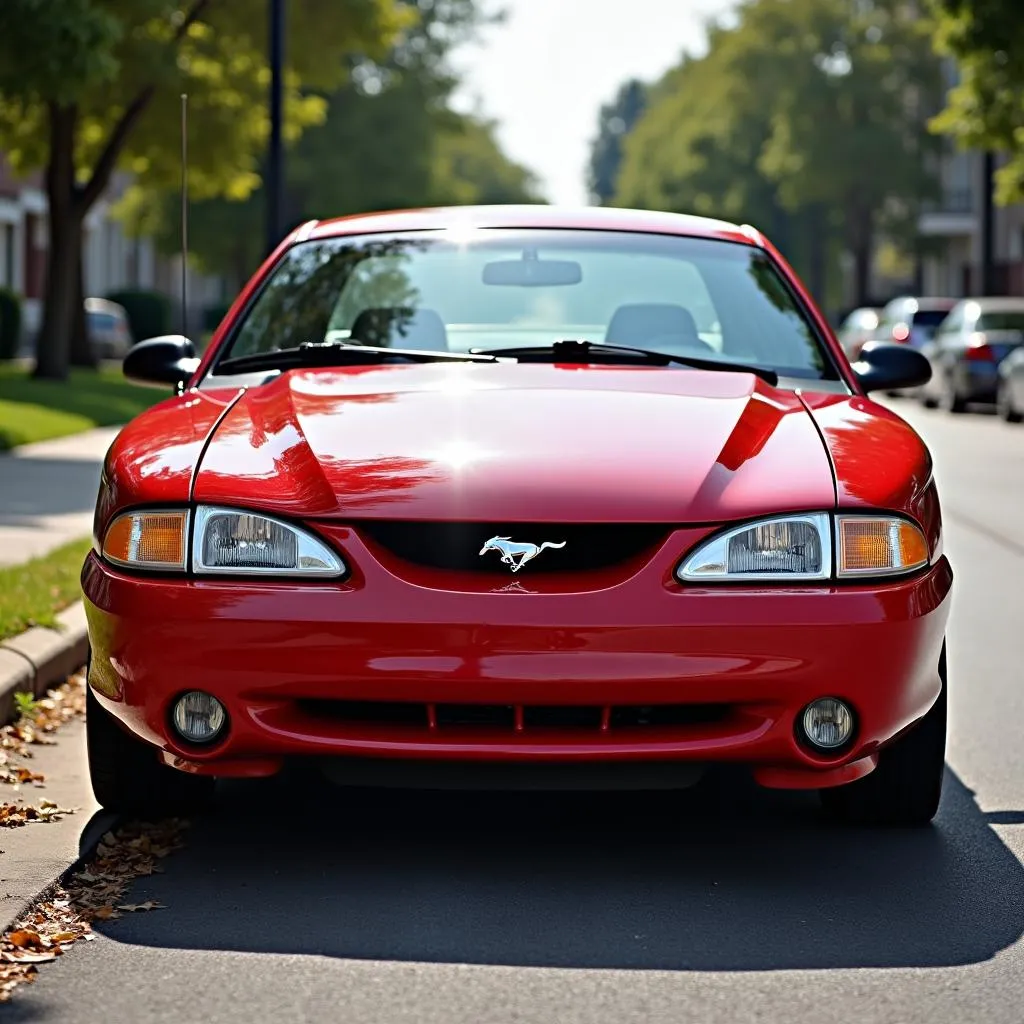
[84, 205, 952, 826]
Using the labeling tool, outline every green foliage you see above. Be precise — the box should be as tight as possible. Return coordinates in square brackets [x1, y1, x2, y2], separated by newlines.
[13, 692, 39, 719]
[0, 537, 93, 640]
[203, 302, 232, 333]
[615, 0, 943, 306]
[129, 0, 540, 282]
[0, 287, 22, 361]
[929, 0, 1024, 203]
[0, 0, 409, 198]
[0, 364, 164, 450]
[106, 289, 170, 340]
[588, 79, 647, 204]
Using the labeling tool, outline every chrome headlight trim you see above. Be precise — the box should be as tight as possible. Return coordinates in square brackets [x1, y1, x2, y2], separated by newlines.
[676, 512, 832, 583]
[191, 505, 346, 578]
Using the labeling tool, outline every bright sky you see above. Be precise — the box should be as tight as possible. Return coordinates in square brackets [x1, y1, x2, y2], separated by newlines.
[451, 0, 738, 206]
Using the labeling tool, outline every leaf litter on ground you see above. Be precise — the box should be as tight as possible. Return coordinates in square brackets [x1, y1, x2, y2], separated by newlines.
[0, 817, 189, 1001]
[0, 668, 189, 1002]
[0, 670, 87, 825]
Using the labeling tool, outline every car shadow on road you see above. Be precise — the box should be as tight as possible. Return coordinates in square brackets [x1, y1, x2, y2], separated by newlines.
[80, 764, 1022, 972]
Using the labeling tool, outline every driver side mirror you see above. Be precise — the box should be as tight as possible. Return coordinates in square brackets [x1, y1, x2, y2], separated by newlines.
[852, 341, 931, 393]
[123, 335, 200, 388]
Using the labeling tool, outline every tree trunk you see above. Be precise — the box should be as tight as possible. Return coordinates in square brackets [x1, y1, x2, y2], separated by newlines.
[69, 243, 96, 369]
[846, 197, 874, 308]
[33, 105, 83, 381]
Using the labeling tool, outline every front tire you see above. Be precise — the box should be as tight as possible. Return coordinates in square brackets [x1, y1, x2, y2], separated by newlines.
[821, 643, 947, 827]
[87, 684, 215, 815]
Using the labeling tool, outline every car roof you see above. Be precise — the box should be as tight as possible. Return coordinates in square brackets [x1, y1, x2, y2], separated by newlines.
[885, 295, 958, 312]
[306, 205, 760, 246]
[85, 297, 126, 315]
[958, 296, 1024, 312]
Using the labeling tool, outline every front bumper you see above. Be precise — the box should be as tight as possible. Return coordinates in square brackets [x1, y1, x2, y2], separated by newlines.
[82, 527, 953, 791]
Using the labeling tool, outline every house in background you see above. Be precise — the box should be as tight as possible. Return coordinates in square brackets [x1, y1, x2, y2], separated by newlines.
[917, 60, 1024, 298]
[0, 155, 228, 353]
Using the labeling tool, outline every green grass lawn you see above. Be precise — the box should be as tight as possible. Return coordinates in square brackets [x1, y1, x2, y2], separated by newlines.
[0, 537, 92, 641]
[0, 364, 165, 450]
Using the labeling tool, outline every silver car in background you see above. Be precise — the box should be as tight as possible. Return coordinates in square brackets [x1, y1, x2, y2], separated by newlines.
[86, 297, 133, 359]
[918, 297, 1024, 413]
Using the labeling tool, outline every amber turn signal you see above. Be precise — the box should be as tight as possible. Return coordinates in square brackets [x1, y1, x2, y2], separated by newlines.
[836, 516, 928, 577]
[102, 511, 189, 570]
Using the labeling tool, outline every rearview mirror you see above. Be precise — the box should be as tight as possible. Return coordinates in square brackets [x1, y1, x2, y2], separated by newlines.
[853, 341, 931, 393]
[123, 335, 200, 388]
[482, 253, 582, 287]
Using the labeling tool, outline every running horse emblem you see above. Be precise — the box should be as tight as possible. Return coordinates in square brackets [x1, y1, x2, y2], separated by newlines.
[478, 536, 566, 573]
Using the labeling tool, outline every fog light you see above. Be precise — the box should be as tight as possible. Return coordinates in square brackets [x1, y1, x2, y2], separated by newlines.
[800, 698, 853, 750]
[172, 692, 226, 744]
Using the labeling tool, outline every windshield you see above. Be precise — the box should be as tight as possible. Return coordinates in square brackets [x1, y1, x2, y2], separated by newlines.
[977, 311, 1024, 332]
[216, 229, 834, 380]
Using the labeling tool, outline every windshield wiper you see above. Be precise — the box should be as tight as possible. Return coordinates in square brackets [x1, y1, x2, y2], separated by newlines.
[471, 339, 778, 385]
[215, 341, 499, 376]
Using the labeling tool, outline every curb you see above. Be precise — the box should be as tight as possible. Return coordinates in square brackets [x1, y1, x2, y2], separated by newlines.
[0, 601, 89, 723]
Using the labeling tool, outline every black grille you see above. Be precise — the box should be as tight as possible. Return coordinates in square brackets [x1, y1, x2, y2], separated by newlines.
[356, 521, 669, 573]
[300, 700, 730, 733]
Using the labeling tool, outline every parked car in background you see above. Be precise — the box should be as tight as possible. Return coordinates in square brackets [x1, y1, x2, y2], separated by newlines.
[86, 297, 134, 359]
[835, 306, 881, 360]
[918, 297, 1024, 413]
[996, 338, 1024, 423]
[873, 296, 957, 350]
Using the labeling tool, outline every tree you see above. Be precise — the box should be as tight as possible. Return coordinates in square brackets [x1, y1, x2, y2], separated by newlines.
[587, 79, 647, 205]
[929, 0, 1024, 203]
[615, 0, 944, 307]
[129, 0, 539, 286]
[0, 0, 406, 380]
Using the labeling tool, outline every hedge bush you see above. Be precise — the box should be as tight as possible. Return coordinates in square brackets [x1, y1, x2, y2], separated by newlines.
[105, 289, 170, 342]
[203, 302, 232, 333]
[0, 288, 22, 361]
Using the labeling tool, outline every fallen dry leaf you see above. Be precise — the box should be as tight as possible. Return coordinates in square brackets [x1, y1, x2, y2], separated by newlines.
[0, 672, 188, 1004]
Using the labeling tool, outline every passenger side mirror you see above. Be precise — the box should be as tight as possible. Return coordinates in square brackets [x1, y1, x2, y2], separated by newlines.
[853, 341, 931, 393]
[123, 335, 200, 388]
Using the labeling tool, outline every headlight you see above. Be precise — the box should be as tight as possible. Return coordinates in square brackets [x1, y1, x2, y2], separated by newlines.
[835, 515, 928, 577]
[102, 510, 189, 571]
[193, 506, 345, 576]
[676, 512, 929, 582]
[677, 513, 830, 581]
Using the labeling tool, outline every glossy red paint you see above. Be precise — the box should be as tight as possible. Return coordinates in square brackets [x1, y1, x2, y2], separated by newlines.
[93, 387, 242, 542]
[191, 364, 835, 523]
[87, 205, 955, 793]
[83, 539, 951, 786]
[800, 392, 944, 560]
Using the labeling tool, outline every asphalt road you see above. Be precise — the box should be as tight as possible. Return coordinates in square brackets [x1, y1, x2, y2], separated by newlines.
[7, 399, 1024, 1024]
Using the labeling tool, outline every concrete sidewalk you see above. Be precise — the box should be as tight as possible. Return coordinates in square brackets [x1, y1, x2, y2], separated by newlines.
[0, 427, 120, 566]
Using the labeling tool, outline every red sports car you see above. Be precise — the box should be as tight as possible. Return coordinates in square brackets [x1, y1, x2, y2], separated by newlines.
[84, 206, 952, 826]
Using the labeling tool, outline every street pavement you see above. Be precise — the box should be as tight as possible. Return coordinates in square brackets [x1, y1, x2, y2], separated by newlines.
[4, 399, 1023, 1024]
[0, 428, 118, 566]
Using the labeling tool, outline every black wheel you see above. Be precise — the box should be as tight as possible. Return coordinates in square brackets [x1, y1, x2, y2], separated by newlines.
[821, 643, 947, 827]
[919, 390, 938, 409]
[997, 379, 1022, 423]
[87, 684, 215, 815]
[939, 373, 967, 414]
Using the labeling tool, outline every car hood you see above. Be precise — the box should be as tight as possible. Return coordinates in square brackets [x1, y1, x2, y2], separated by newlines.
[192, 364, 837, 522]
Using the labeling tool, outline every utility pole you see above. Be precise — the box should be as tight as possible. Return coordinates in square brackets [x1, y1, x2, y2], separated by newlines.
[266, 0, 285, 256]
[980, 150, 996, 295]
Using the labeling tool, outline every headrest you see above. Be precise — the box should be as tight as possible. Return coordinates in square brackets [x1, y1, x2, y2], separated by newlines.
[349, 307, 448, 351]
[606, 303, 701, 349]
